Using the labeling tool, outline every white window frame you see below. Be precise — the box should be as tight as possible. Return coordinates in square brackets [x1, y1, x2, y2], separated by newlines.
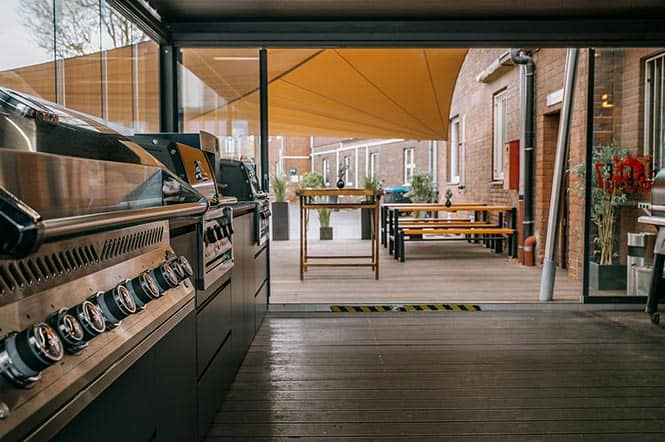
[369, 152, 378, 181]
[493, 90, 508, 181]
[645, 52, 665, 173]
[449, 116, 465, 184]
[322, 158, 330, 185]
[404, 148, 415, 185]
[344, 155, 353, 186]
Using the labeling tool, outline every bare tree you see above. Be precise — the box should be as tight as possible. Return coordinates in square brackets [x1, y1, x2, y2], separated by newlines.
[18, 0, 147, 59]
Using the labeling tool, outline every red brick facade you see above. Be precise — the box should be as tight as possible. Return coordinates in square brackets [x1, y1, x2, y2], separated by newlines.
[311, 138, 436, 189]
[443, 47, 663, 282]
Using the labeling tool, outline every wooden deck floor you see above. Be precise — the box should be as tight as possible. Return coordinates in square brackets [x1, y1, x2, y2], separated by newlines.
[207, 311, 665, 441]
[270, 239, 582, 303]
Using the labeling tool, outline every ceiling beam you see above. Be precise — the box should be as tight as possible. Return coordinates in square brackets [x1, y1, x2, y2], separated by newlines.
[108, 0, 171, 44]
[170, 19, 665, 48]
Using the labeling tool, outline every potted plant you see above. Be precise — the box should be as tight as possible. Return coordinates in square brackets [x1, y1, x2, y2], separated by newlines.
[318, 207, 333, 240]
[361, 175, 378, 240]
[300, 172, 333, 240]
[336, 164, 348, 189]
[271, 173, 289, 240]
[573, 143, 652, 290]
[405, 172, 436, 203]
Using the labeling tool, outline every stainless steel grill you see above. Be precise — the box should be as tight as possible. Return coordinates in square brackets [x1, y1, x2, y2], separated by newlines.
[0, 88, 207, 439]
[639, 169, 665, 324]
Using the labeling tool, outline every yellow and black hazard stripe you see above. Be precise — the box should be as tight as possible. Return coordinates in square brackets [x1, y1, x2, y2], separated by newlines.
[330, 305, 395, 313]
[330, 304, 480, 313]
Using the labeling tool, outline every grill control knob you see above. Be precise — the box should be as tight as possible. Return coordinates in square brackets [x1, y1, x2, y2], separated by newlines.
[47, 309, 87, 354]
[0, 322, 64, 387]
[94, 285, 137, 327]
[214, 224, 224, 239]
[70, 300, 106, 340]
[126, 272, 160, 309]
[177, 256, 193, 278]
[170, 256, 193, 282]
[151, 262, 179, 293]
[205, 228, 217, 243]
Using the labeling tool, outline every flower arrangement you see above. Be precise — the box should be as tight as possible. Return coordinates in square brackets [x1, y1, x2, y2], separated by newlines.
[576, 143, 652, 265]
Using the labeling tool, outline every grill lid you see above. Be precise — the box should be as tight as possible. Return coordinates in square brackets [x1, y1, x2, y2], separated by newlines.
[0, 88, 207, 259]
[652, 169, 665, 218]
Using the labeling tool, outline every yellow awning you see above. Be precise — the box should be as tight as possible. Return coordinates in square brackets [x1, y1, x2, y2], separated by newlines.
[182, 48, 468, 140]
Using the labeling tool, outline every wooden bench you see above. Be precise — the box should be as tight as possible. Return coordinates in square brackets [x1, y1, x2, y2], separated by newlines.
[380, 203, 487, 247]
[387, 220, 492, 254]
[394, 227, 517, 262]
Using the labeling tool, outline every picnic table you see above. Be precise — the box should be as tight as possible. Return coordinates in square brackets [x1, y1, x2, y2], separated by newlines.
[382, 203, 517, 262]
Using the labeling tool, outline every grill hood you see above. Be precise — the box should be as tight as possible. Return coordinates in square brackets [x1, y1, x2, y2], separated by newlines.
[0, 88, 207, 259]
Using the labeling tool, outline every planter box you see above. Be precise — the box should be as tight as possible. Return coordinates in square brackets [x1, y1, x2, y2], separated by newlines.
[271, 201, 289, 241]
[320, 226, 333, 240]
[361, 208, 373, 240]
[589, 261, 627, 291]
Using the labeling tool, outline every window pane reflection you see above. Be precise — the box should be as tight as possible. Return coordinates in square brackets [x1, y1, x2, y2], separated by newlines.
[0, 0, 159, 133]
[179, 48, 261, 168]
[0, 0, 56, 100]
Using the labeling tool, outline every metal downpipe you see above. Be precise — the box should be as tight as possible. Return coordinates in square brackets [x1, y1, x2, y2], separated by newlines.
[510, 49, 536, 243]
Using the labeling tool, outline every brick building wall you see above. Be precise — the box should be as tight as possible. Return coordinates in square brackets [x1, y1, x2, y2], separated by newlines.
[311, 138, 436, 190]
[441, 49, 522, 239]
[443, 48, 588, 280]
[444, 47, 663, 282]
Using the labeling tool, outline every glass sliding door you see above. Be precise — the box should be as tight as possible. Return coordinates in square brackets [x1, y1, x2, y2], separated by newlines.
[585, 47, 664, 298]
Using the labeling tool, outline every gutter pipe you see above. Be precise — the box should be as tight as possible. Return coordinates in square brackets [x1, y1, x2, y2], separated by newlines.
[510, 49, 536, 245]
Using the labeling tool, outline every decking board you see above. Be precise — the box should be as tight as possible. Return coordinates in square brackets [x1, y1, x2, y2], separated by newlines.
[206, 311, 665, 440]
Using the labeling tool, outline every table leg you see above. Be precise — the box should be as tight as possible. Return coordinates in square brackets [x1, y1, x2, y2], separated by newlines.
[374, 201, 380, 280]
[381, 206, 386, 246]
[299, 196, 304, 280]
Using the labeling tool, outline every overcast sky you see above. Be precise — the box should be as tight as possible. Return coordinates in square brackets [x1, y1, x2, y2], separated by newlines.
[0, 0, 53, 71]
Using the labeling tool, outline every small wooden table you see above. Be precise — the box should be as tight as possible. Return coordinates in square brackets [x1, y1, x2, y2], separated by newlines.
[298, 188, 383, 280]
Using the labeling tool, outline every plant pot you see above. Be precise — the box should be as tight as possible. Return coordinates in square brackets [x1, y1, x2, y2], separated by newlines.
[271, 201, 289, 241]
[320, 226, 333, 240]
[336, 179, 345, 189]
[588, 261, 627, 291]
[361, 208, 373, 240]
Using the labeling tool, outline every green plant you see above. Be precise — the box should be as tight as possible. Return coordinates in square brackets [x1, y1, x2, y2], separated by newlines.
[337, 164, 348, 182]
[318, 208, 332, 227]
[271, 174, 287, 202]
[572, 143, 652, 265]
[300, 171, 325, 189]
[363, 175, 378, 202]
[406, 172, 436, 203]
[299, 172, 332, 227]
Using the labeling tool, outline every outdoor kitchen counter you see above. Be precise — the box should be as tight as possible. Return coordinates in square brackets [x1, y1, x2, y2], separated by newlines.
[232, 203, 256, 217]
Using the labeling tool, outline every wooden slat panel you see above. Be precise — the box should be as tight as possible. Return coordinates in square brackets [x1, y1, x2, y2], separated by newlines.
[206, 312, 665, 440]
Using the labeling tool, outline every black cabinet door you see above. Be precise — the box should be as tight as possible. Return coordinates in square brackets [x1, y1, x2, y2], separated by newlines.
[53, 312, 197, 442]
[255, 281, 268, 333]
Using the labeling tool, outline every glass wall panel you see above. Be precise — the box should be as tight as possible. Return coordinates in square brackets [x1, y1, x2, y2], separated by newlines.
[0, 0, 159, 132]
[0, 0, 56, 100]
[100, 1, 158, 131]
[179, 48, 261, 172]
[586, 47, 664, 297]
[55, 0, 103, 117]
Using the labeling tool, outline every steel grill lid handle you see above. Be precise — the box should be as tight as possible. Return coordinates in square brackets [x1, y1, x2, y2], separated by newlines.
[0, 186, 44, 260]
